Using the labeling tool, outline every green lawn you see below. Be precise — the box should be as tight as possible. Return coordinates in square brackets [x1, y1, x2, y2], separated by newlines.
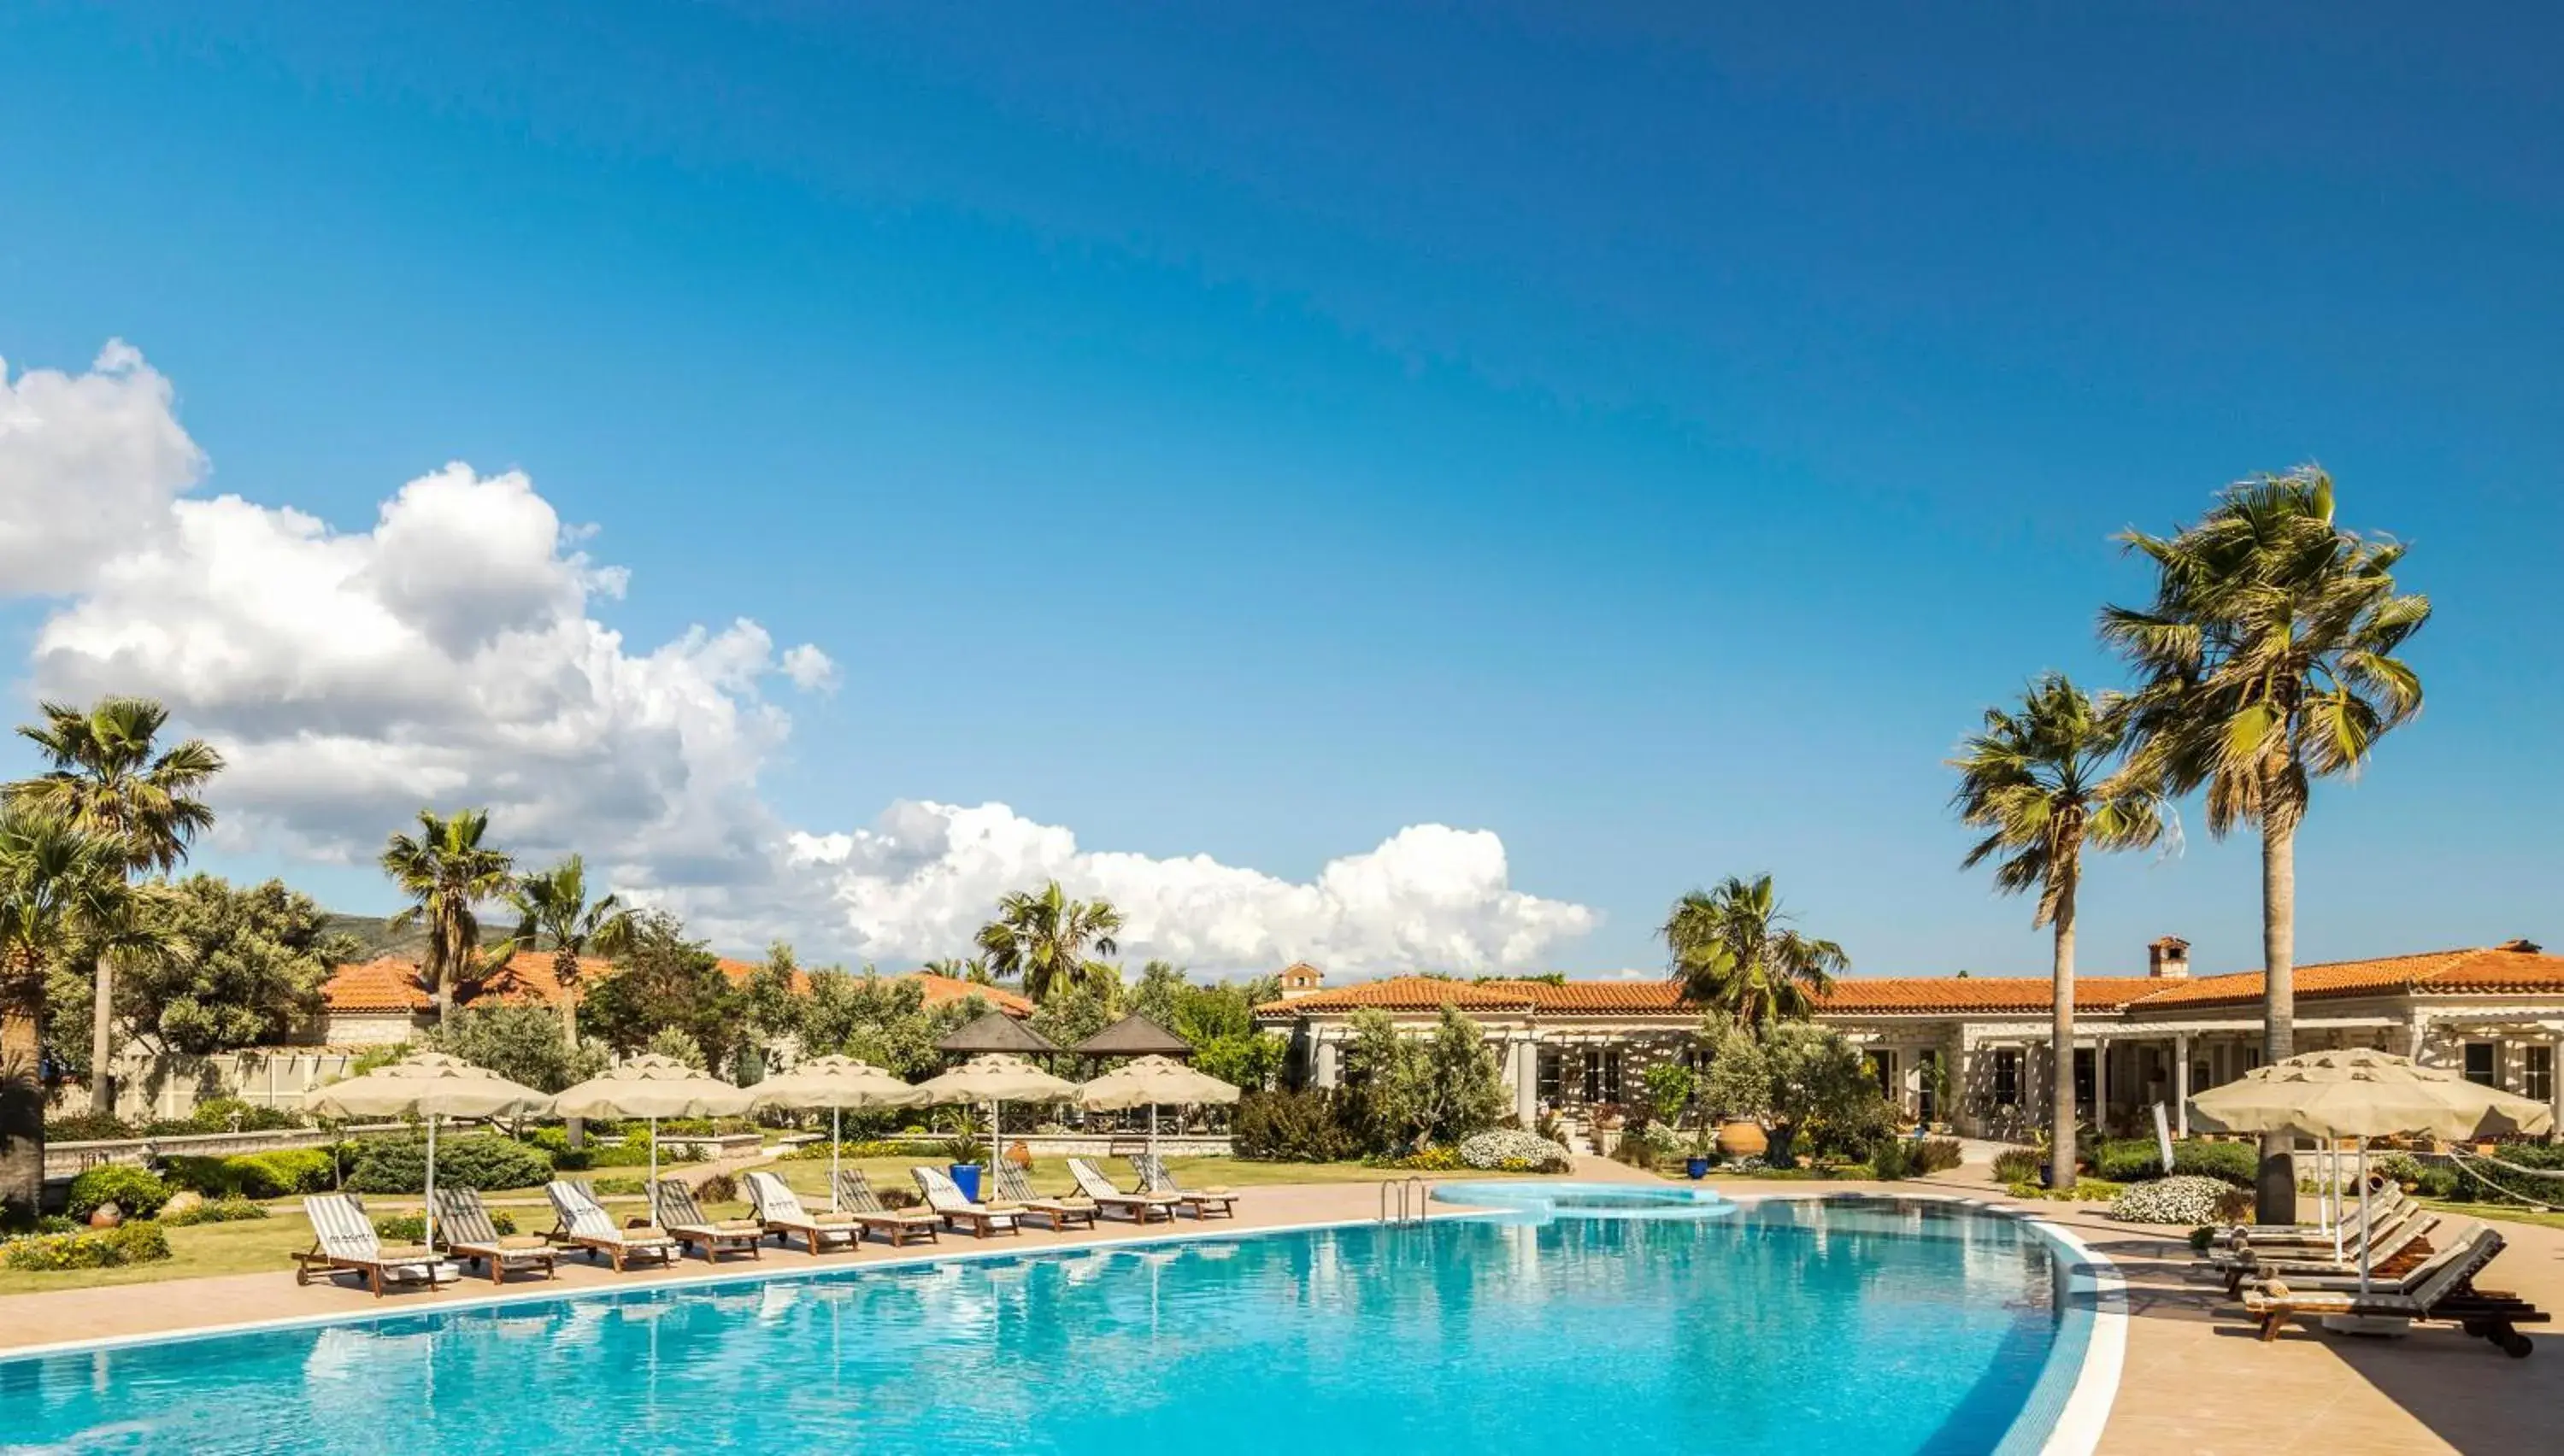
[0, 1157, 1499, 1297]
[2421, 1199, 2564, 1232]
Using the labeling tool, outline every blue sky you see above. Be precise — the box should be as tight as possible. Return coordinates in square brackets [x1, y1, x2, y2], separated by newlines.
[1, 3, 2557, 978]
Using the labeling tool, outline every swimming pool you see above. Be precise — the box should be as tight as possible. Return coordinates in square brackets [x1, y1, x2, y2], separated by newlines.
[0, 1196, 2103, 1454]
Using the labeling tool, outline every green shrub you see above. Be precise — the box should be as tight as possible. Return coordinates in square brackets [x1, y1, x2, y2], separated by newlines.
[1913, 1137, 1962, 1174]
[781, 1139, 923, 1161]
[2093, 1138, 2259, 1188]
[66, 1165, 173, 1220]
[375, 1210, 516, 1242]
[1367, 1145, 1464, 1171]
[229, 1149, 338, 1198]
[1870, 1139, 1917, 1181]
[345, 1136, 552, 1195]
[0, 1221, 173, 1271]
[589, 1177, 649, 1197]
[1234, 1089, 1361, 1163]
[1992, 1148, 2044, 1184]
[44, 1112, 138, 1142]
[162, 1197, 271, 1227]
[694, 1171, 738, 1205]
[547, 1139, 661, 1171]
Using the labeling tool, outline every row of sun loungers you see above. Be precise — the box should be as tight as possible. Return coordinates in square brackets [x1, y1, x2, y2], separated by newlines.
[2198, 1191, 2549, 1356]
[295, 1156, 1238, 1295]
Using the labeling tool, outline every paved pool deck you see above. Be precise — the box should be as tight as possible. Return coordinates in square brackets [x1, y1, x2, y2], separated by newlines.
[3, 1160, 2555, 1454]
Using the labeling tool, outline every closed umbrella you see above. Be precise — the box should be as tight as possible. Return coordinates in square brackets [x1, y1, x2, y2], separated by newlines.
[1075, 1055, 1240, 1165]
[555, 1054, 756, 1227]
[308, 1051, 553, 1257]
[2191, 1048, 2554, 1291]
[915, 1054, 1077, 1195]
[749, 1055, 932, 1211]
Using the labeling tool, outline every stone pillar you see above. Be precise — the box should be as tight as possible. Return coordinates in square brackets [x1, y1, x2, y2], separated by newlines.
[1313, 1033, 1340, 1089]
[2173, 1033, 2191, 1138]
[2093, 1036, 2111, 1133]
[2550, 1033, 2562, 1142]
[1514, 1038, 1538, 1127]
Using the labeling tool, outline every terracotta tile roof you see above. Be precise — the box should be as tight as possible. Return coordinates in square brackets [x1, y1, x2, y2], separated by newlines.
[2126, 947, 2564, 1010]
[1254, 976, 1537, 1014]
[1815, 977, 2163, 1015]
[902, 972, 1034, 1018]
[1493, 980, 1693, 1013]
[326, 954, 1032, 1020]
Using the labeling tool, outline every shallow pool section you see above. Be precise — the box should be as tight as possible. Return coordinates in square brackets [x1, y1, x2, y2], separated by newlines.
[1432, 1177, 1738, 1218]
[0, 1198, 2092, 1455]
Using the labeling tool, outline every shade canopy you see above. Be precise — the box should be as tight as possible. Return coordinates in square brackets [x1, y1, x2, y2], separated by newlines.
[915, 1053, 1078, 1105]
[1075, 1055, 1240, 1112]
[936, 1009, 1059, 1056]
[2189, 1048, 2555, 1141]
[1071, 1014, 1193, 1060]
[308, 1051, 553, 1121]
[748, 1055, 932, 1113]
[553, 1054, 756, 1121]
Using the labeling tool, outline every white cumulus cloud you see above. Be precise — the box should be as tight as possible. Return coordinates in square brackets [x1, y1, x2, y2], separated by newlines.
[0, 342, 1598, 974]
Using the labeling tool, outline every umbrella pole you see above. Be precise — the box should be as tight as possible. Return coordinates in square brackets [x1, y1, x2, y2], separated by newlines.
[424, 1113, 438, 1271]
[988, 1098, 999, 1198]
[2329, 1130, 2343, 1263]
[2356, 1138, 2373, 1295]
[1150, 1102, 1158, 1171]
[650, 1117, 661, 1228]
[831, 1107, 843, 1213]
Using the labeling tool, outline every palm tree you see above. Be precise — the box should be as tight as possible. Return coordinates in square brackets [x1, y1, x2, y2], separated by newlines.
[502, 854, 634, 1047]
[0, 810, 159, 1213]
[2102, 466, 2428, 1221]
[1950, 673, 2168, 1189]
[1659, 874, 1849, 1030]
[973, 881, 1124, 1003]
[379, 809, 515, 1027]
[7, 696, 224, 1115]
[920, 956, 996, 985]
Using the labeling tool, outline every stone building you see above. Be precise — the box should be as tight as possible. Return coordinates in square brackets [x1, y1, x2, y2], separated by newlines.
[1252, 936, 2564, 1141]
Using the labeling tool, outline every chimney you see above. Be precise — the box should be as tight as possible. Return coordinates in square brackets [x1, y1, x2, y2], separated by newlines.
[2147, 936, 2191, 979]
[2497, 937, 2543, 954]
[1278, 961, 1326, 999]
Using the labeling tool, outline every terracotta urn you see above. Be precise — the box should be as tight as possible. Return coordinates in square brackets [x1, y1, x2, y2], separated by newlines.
[1714, 1120, 1767, 1160]
[1006, 1139, 1034, 1168]
[88, 1203, 123, 1230]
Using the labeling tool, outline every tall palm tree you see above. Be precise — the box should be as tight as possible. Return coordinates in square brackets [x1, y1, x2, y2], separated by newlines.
[502, 854, 635, 1047]
[921, 956, 996, 985]
[0, 810, 158, 1213]
[1659, 874, 1849, 1030]
[2102, 466, 2428, 1221]
[1950, 673, 2168, 1189]
[379, 809, 515, 1027]
[7, 696, 224, 1114]
[973, 881, 1123, 1004]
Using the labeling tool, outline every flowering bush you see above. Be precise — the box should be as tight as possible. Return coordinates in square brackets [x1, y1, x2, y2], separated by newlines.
[376, 1210, 515, 1242]
[161, 1197, 270, 1227]
[0, 1221, 173, 1272]
[66, 1165, 172, 1221]
[2108, 1175, 2246, 1225]
[1457, 1130, 1573, 1172]
[782, 1139, 926, 1161]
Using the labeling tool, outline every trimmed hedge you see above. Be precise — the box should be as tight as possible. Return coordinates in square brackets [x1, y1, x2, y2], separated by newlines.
[376, 1210, 516, 1242]
[66, 1165, 173, 1220]
[159, 1148, 338, 1200]
[1, 1221, 172, 1271]
[2094, 1138, 2260, 1188]
[162, 1197, 271, 1227]
[345, 1136, 553, 1195]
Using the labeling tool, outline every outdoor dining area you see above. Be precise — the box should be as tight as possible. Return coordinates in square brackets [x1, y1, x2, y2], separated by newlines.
[288, 1012, 1245, 1297]
[2189, 1048, 2555, 1355]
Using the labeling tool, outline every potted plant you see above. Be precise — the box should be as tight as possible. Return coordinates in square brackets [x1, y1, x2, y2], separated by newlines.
[1702, 1019, 1773, 1160]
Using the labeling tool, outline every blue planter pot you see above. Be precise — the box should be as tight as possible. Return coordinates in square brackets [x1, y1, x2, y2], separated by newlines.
[949, 1163, 983, 1201]
[1685, 1156, 1710, 1180]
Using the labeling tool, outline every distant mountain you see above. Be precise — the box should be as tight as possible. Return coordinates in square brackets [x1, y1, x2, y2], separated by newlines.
[321, 913, 507, 960]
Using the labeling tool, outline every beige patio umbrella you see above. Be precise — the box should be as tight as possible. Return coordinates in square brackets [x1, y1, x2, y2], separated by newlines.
[2190, 1048, 2554, 1290]
[1075, 1054, 1240, 1165]
[308, 1051, 554, 1256]
[914, 1053, 1077, 1195]
[554, 1054, 756, 1227]
[749, 1055, 932, 1211]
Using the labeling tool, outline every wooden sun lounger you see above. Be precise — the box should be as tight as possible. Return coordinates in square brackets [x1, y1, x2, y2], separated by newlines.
[1130, 1153, 1239, 1218]
[740, 1171, 862, 1253]
[1067, 1158, 1180, 1223]
[2223, 1215, 2443, 1298]
[830, 1170, 944, 1247]
[2214, 1183, 2407, 1255]
[545, 1180, 681, 1271]
[992, 1161, 1099, 1230]
[2243, 1224, 2549, 1355]
[432, 1187, 559, 1285]
[293, 1193, 444, 1297]
[654, 1179, 765, 1261]
[914, 1165, 1024, 1238]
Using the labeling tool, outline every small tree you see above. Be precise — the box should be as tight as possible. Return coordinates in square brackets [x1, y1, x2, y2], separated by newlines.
[124, 876, 359, 1055]
[644, 1026, 709, 1071]
[424, 1004, 605, 1094]
[1640, 1061, 1698, 1130]
[1764, 1022, 1896, 1162]
[579, 911, 744, 1074]
[1410, 1006, 1506, 1144]
[1700, 1018, 1773, 1124]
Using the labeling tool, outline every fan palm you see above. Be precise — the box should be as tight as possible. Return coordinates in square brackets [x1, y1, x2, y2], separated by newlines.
[7, 696, 224, 1114]
[1949, 673, 2167, 1189]
[973, 881, 1123, 1003]
[2102, 467, 2427, 1219]
[0, 810, 162, 1212]
[502, 854, 635, 1047]
[380, 809, 515, 1026]
[1659, 874, 1848, 1030]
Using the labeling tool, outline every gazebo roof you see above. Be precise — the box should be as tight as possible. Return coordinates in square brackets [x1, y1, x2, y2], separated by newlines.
[1071, 1013, 1193, 1060]
[936, 1009, 1061, 1055]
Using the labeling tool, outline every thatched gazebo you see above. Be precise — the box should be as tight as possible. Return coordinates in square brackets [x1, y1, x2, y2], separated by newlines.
[1070, 1013, 1193, 1061]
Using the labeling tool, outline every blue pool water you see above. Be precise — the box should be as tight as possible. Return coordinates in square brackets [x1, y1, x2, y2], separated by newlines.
[0, 1196, 2091, 1454]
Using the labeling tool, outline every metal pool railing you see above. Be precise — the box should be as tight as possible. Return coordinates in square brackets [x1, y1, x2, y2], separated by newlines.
[1378, 1176, 1427, 1227]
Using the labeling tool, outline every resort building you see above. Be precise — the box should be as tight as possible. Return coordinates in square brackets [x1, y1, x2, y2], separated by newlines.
[1252, 937, 2564, 1142]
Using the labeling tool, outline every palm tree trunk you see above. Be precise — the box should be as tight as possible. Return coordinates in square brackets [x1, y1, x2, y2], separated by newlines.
[88, 953, 115, 1118]
[2255, 816, 2300, 1224]
[2049, 872, 2079, 1191]
[1, 971, 47, 1217]
[561, 987, 585, 1150]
